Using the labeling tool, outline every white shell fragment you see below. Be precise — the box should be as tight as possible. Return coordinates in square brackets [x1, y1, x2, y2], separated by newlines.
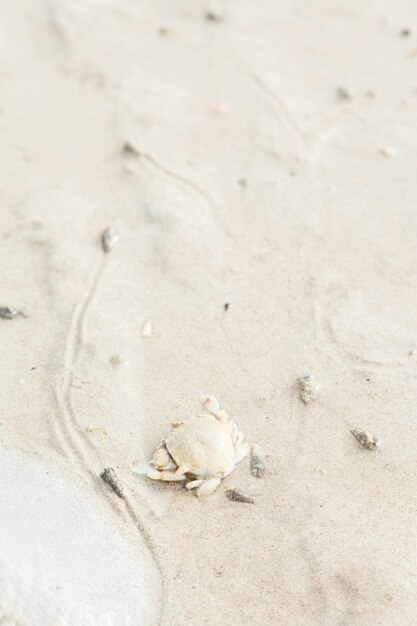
[101, 227, 119, 253]
[141, 320, 153, 338]
[298, 374, 319, 405]
[380, 146, 398, 157]
[143, 396, 252, 497]
[350, 428, 380, 451]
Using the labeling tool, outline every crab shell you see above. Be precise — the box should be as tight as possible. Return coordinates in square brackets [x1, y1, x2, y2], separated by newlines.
[146, 411, 250, 496]
[167, 414, 237, 477]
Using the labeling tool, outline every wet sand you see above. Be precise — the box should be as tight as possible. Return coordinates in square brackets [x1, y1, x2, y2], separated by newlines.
[1, 1, 417, 624]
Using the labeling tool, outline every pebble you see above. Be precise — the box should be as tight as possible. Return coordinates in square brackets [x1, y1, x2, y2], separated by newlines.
[101, 227, 119, 253]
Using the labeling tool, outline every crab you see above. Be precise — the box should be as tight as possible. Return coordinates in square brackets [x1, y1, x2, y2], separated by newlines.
[146, 395, 250, 497]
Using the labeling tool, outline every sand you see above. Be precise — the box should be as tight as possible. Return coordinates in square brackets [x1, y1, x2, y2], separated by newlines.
[1, 0, 417, 624]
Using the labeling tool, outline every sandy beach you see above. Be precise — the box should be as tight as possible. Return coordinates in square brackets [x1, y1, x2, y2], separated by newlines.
[1, 1, 417, 624]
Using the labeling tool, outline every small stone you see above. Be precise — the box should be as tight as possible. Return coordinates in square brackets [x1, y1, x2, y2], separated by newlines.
[109, 355, 126, 367]
[298, 374, 319, 405]
[337, 86, 351, 101]
[122, 142, 140, 156]
[141, 320, 153, 338]
[101, 227, 119, 253]
[205, 11, 222, 22]
[0, 307, 19, 319]
[250, 445, 266, 478]
[158, 26, 173, 37]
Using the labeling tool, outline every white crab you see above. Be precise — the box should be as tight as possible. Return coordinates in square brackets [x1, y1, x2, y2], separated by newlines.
[146, 395, 250, 497]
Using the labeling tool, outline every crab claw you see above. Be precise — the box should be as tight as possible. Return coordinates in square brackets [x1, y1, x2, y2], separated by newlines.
[200, 394, 220, 415]
[152, 447, 171, 468]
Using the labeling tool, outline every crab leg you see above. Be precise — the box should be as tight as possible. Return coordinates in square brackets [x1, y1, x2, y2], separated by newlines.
[146, 469, 186, 481]
[235, 441, 250, 464]
[196, 477, 221, 497]
[233, 430, 244, 448]
[222, 463, 236, 478]
[175, 464, 190, 476]
[161, 461, 177, 470]
[185, 479, 204, 490]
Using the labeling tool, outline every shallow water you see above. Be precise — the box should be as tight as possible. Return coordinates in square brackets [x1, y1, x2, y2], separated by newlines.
[0, 449, 159, 626]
